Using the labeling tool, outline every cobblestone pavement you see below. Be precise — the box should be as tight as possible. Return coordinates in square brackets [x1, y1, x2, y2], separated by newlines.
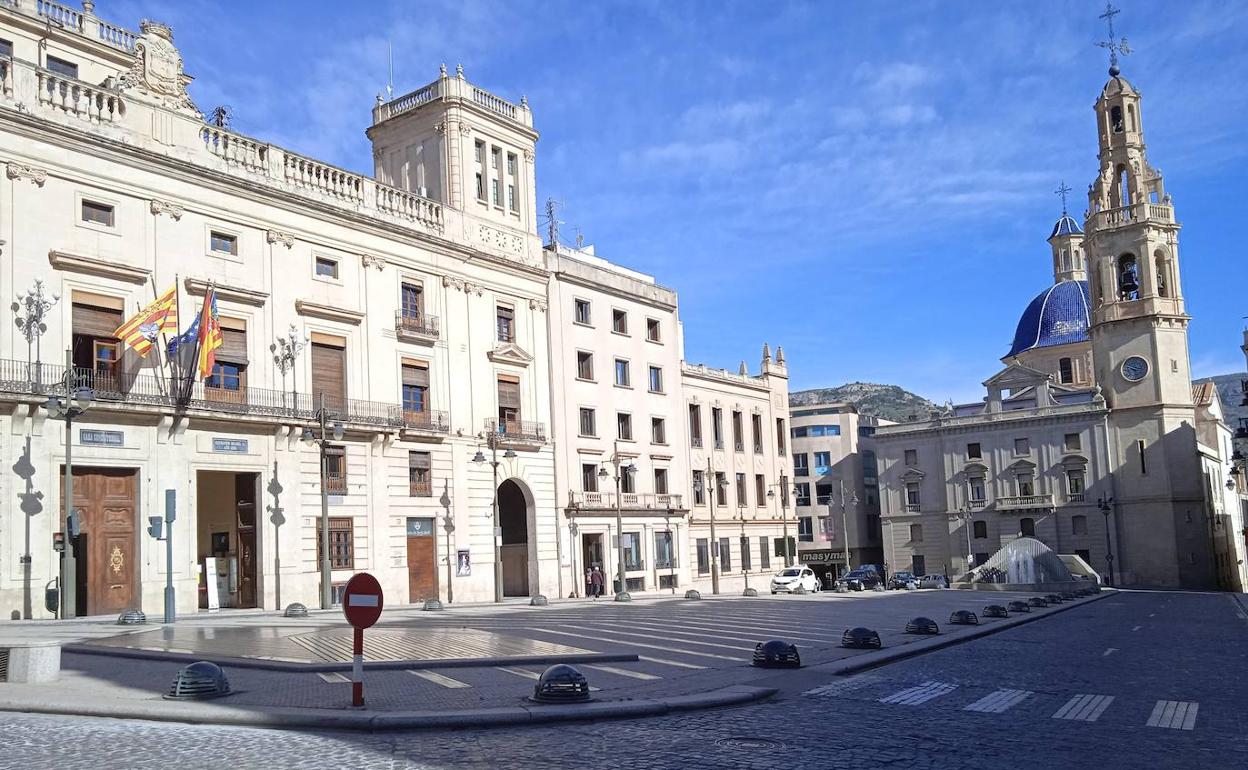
[2, 590, 1244, 769]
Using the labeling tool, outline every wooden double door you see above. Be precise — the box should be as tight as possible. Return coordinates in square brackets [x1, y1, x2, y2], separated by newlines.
[62, 467, 138, 617]
[406, 517, 438, 603]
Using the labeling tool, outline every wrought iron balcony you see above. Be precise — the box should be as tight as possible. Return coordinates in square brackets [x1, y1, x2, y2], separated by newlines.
[395, 310, 440, 341]
[690, 436, 703, 448]
[996, 494, 1054, 510]
[569, 492, 685, 510]
[402, 409, 450, 434]
[324, 472, 348, 495]
[486, 418, 546, 443]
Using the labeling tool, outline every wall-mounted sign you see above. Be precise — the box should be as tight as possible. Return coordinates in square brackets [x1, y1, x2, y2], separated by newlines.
[406, 517, 434, 537]
[80, 429, 123, 446]
[456, 549, 472, 577]
[212, 438, 249, 454]
[799, 549, 846, 564]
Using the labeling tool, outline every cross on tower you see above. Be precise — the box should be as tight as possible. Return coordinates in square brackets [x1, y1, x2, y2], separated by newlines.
[1055, 181, 1072, 215]
[1095, 2, 1132, 76]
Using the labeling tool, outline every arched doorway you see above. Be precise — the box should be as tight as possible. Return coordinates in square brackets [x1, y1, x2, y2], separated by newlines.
[498, 479, 532, 596]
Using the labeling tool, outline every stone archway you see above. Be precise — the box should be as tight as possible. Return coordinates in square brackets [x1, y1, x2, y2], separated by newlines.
[498, 478, 533, 596]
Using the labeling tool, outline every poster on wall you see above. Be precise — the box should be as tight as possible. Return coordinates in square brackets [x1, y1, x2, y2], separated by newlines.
[456, 549, 472, 577]
[204, 557, 220, 611]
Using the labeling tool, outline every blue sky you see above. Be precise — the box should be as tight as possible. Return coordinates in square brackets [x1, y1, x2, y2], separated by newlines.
[110, 0, 1247, 402]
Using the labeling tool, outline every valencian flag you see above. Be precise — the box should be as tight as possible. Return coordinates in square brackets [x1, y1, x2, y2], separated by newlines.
[114, 285, 178, 358]
[194, 288, 223, 378]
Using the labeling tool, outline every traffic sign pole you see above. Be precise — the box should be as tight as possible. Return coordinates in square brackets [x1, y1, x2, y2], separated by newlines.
[352, 627, 364, 707]
[341, 572, 383, 710]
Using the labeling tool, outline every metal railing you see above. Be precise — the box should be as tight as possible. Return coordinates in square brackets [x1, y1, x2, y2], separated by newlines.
[324, 473, 347, 495]
[690, 436, 703, 448]
[904, 503, 921, 513]
[996, 494, 1054, 509]
[967, 499, 988, 510]
[569, 492, 685, 509]
[409, 479, 433, 497]
[486, 418, 546, 443]
[395, 310, 440, 339]
[402, 409, 450, 433]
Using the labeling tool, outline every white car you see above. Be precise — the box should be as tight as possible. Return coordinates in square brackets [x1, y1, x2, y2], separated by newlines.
[770, 566, 818, 594]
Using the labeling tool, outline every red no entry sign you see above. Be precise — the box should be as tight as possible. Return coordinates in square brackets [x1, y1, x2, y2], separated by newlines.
[342, 572, 384, 629]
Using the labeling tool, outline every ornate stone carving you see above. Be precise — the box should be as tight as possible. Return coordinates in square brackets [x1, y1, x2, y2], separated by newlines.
[266, 230, 295, 248]
[463, 281, 484, 296]
[361, 254, 385, 271]
[523, 149, 535, 162]
[149, 199, 184, 220]
[117, 21, 201, 116]
[528, 298, 547, 312]
[434, 121, 447, 134]
[442, 276, 466, 292]
[6, 164, 47, 187]
[459, 124, 472, 136]
[476, 223, 525, 256]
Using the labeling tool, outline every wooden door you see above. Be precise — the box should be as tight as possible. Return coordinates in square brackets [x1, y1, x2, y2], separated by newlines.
[311, 342, 347, 412]
[64, 467, 138, 616]
[235, 473, 258, 609]
[406, 530, 438, 603]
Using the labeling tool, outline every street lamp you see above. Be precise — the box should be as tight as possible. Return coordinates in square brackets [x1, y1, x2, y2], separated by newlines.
[598, 447, 636, 601]
[42, 351, 93, 619]
[948, 506, 974, 575]
[832, 480, 858, 578]
[12, 279, 58, 393]
[766, 482, 798, 567]
[270, 324, 308, 411]
[737, 504, 750, 593]
[472, 432, 516, 603]
[301, 395, 343, 609]
[693, 462, 726, 594]
[1098, 496, 1115, 587]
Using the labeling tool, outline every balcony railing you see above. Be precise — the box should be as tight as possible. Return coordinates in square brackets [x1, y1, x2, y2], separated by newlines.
[1065, 493, 1086, 503]
[409, 479, 433, 497]
[324, 473, 347, 495]
[904, 503, 921, 513]
[996, 494, 1054, 510]
[1087, 202, 1174, 232]
[967, 499, 988, 510]
[569, 492, 685, 510]
[402, 409, 450, 434]
[395, 311, 440, 340]
[690, 436, 703, 448]
[486, 418, 546, 443]
[0, 358, 404, 430]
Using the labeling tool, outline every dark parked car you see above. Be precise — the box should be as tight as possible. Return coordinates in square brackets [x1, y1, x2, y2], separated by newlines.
[838, 568, 881, 591]
[888, 571, 919, 590]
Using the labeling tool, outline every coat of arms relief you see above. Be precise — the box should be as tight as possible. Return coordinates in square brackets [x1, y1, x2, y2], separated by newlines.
[117, 20, 201, 117]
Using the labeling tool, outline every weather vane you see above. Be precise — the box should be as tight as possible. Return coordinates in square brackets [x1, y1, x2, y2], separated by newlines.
[1095, 2, 1132, 76]
[1055, 181, 1072, 215]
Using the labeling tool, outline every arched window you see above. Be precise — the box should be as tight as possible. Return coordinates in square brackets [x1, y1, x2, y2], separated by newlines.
[973, 520, 987, 539]
[1061, 249, 1071, 272]
[1154, 250, 1169, 298]
[1118, 254, 1139, 300]
[1127, 104, 1136, 132]
[1059, 357, 1074, 384]
[1110, 105, 1124, 133]
[1117, 165, 1131, 208]
[1019, 518, 1036, 537]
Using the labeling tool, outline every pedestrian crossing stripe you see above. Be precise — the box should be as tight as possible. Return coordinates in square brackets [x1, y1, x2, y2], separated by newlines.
[1146, 700, 1198, 730]
[583, 664, 661, 681]
[557, 623, 752, 651]
[638, 655, 706, 670]
[1052, 694, 1115, 722]
[407, 669, 471, 689]
[879, 681, 958, 705]
[316, 672, 350, 683]
[526, 626, 741, 660]
[963, 689, 1032, 713]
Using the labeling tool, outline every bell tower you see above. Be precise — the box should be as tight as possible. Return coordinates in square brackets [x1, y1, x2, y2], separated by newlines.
[1048, 182, 1086, 283]
[1082, 5, 1211, 588]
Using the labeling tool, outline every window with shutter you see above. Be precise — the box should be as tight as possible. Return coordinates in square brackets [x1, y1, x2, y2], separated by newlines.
[71, 296, 124, 388]
[497, 375, 521, 429]
[402, 362, 430, 421]
[496, 305, 515, 342]
[408, 451, 432, 496]
[311, 341, 347, 411]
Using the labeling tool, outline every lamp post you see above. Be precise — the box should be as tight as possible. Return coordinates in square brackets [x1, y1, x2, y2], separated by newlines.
[598, 445, 636, 600]
[301, 394, 343, 609]
[833, 479, 858, 577]
[13, 279, 58, 393]
[265, 471, 285, 611]
[271, 324, 308, 412]
[443, 514, 456, 605]
[569, 519, 580, 598]
[738, 504, 749, 592]
[663, 514, 675, 594]
[766, 482, 798, 567]
[1098, 496, 1115, 587]
[947, 505, 974, 574]
[693, 461, 726, 594]
[472, 431, 515, 603]
[42, 350, 93, 619]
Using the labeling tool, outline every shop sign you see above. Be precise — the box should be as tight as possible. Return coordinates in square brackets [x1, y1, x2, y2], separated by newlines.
[212, 438, 249, 454]
[799, 549, 846, 564]
[80, 429, 123, 446]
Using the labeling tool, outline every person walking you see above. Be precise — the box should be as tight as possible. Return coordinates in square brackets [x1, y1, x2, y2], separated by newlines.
[590, 565, 604, 599]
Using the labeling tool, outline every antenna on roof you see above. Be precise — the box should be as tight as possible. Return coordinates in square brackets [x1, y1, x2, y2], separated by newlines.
[386, 42, 394, 99]
[543, 198, 563, 248]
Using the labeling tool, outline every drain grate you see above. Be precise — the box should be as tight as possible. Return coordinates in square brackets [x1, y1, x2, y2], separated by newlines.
[714, 737, 785, 751]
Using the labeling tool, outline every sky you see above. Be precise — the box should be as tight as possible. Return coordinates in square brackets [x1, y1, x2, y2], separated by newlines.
[106, 0, 1248, 403]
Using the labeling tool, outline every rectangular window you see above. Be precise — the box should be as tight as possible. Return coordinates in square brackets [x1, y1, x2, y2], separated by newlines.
[401, 282, 424, 319]
[688, 404, 702, 446]
[648, 366, 663, 393]
[651, 417, 666, 445]
[904, 449, 918, 466]
[1137, 439, 1147, 474]
[798, 517, 813, 542]
[867, 514, 880, 542]
[909, 523, 923, 542]
[1067, 469, 1085, 496]
[401, 363, 429, 417]
[973, 520, 987, 539]
[792, 426, 809, 438]
[1017, 473, 1035, 497]
[1059, 357, 1074, 384]
[0, 39, 12, 58]
[692, 470, 706, 505]
[491, 148, 502, 205]
[616, 412, 633, 441]
[622, 467, 638, 494]
[322, 446, 348, 494]
[81, 200, 115, 227]
[780, 475, 790, 508]
[696, 539, 709, 574]
[581, 463, 598, 493]
[740, 536, 752, 571]
[655, 530, 676, 569]
[969, 476, 986, 502]
[776, 418, 787, 454]
[719, 537, 732, 572]
[1072, 515, 1088, 536]
[315, 256, 338, 278]
[732, 411, 744, 452]
[210, 231, 237, 256]
[715, 472, 728, 507]
[815, 483, 832, 506]
[712, 408, 723, 449]
[612, 309, 628, 335]
[496, 375, 521, 429]
[496, 305, 515, 343]
[45, 55, 78, 79]
[751, 413, 763, 453]
[906, 482, 921, 507]
[507, 184, 516, 212]
[622, 532, 642, 571]
[576, 351, 594, 380]
[574, 299, 591, 325]
[206, 361, 244, 392]
[318, 517, 354, 569]
[795, 482, 811, 506]
[793, 453, 809, 477]
[813, 451, 831, 475]
[654, 468, 669, 495]
[755, 474, 765, 507]
[408, 451, 432, 496]
[967, 442, 982, 459]
[579, 407, 596, 437]
[1064, 432, 1082, 452]
[736, 473, 747, 507]
[646, 318, 661, 342]
[614, 359, 630, 387]
[759, 536, 770, 570]
[1014, 437, 1030, 456]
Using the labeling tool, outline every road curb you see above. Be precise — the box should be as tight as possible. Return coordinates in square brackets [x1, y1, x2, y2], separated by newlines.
[61, 645, 640, 672]
[0, 684, 776, 732]
[822, 590, 1114, 677]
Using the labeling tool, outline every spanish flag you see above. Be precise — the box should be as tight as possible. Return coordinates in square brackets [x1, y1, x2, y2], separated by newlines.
[114, 285, 178, 358]
[195, 288, 223, 379]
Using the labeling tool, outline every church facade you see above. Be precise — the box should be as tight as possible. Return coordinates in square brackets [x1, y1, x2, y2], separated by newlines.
[874, 59, 1247, 591]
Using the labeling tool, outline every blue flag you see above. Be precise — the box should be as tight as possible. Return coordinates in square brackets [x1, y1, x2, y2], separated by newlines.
[167, 315, 199, 356]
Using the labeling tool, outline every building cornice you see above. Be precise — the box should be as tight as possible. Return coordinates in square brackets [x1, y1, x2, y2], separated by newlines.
[48, 250, 150, 284]
[872, 404, 1109, 440]
[185, 277, 269, 307]
[295, 299, 365, 325]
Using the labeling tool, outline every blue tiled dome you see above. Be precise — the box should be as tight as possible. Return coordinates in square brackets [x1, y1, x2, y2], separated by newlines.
[1049, 215, 1083, 238]
[1007, 280, 1092, 358]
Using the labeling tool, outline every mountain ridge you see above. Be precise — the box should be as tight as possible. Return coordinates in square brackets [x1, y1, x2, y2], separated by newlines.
[789, 382, 938, 423]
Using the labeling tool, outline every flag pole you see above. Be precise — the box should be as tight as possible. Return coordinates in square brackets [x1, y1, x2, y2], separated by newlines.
[147, 275, 174, 401]
[183, 282, 211, 404]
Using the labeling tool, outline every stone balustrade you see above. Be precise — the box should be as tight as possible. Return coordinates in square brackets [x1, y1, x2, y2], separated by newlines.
[5, 0, 139, 52]
[36, 69, 125, 122]
[472, 86, 516, 119]
[96, 19, 137, 51]
[996, 494, 1054, 510]
[283, 151, 365, 204]
[376, 182, 444, 228]
[373, 80, 441, 123]
[1086, 201, 1175, 233]
[200, 126, 269, 172]
[35, 0, 82, 31]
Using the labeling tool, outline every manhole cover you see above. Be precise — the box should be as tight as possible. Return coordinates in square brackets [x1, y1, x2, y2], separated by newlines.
[714, 738, 785, 751]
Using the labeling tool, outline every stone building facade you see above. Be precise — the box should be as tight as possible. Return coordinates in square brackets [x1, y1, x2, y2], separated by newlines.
[0, 4, 787, 618]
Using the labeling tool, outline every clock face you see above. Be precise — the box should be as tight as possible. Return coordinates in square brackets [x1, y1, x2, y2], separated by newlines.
[1121, 356, 1149, 382]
